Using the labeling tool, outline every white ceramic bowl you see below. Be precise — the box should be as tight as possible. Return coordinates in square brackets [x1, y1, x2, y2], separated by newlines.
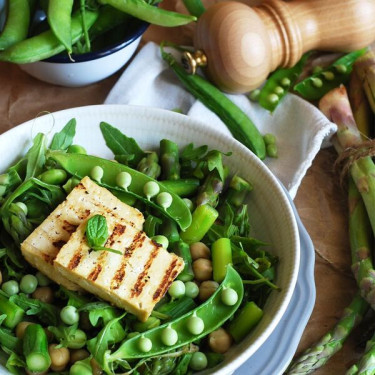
[0, 105, 300, 374]
[0, 3, 148, 87]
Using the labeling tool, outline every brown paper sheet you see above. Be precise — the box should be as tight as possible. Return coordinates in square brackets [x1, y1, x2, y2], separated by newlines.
[0, 1, 369, 373]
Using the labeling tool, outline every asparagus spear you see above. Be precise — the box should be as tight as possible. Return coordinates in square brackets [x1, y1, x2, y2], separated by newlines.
[137, 152, 161, 179]
[160, 139, 180, 180]
[319, 86, 375, 235]
[346, 330, 375, 375]
[224, 175, 253, 207]
[286, 294, 368, 374]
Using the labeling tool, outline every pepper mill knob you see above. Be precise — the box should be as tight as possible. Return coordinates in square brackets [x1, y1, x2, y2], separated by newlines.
[192, 0, 375, 93]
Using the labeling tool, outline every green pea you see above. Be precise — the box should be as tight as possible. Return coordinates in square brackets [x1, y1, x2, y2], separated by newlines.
[312, 65, 323, 74]
[221, 288, 239, 306]
[267, 93, 279, 104]
[321, 71, 335, 81]
[280, 77, 291, 87]
[143, 181, 160, 200]
[335, 64, 347, 74]
[266, 144, 278, 158]
[67, 144, 87, 154]
[90, 166, 104, 183]
[138, 337, 152, 353]
[263, 133, 276, 145]
[60, 305, 80, 325]
[152, 235, 169, 248]
[15, 202, 28, 215]
[2, 280, 19, 296]
[274, 86, 284, 96]
[182, 198, 194, 212]
[161, 327, 178, 346]
[157, 192, 173, 210]
[186, 316, 204, 335]
[311, 77, 323, 88]
[116, 171, 132, 191]
[35, 271, 51, 287]
[248, 89, 260, 102]
[40, 169, 68, 185]
[20, 274, 38, 294]
[63, 176, 81, 194]
[184, 281, 199, 298]
[69, 360, 92, 375]
[168, 280, 186, 299]
[190, 352, 208, 371]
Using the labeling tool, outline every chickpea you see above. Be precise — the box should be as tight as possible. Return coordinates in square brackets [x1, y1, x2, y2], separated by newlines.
[15, 321, 33, 339]
[199, 280, 219, 302]
[49, 344, 70, 372]
[32, 286, 54, 304]
[208, 328, 233, 354]
[190, 242, 210, 260]
[192, 258, 213, 281]
[70, 348, 90, 364]
[91, 357, 104, 375]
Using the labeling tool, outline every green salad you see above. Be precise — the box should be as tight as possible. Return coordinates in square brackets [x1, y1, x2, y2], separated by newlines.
[0, 119, 279, 375]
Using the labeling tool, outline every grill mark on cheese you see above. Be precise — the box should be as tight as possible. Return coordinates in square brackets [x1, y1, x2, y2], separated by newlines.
[88, 264, 102, 282]
[153, 258, 179, 301]
[124, 231, 146, 257]
[131, 246, 160, 298]
[68, 252, 82, 270]
[107, 224, 126, 247]
[52, 240, 67, 250]
[62, 220, 78, 234]
[79, 209, 91, 221]
[41, 252, 56, 265]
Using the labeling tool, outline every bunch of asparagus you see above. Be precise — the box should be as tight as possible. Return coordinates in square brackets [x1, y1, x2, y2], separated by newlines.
[287, 50, 375, 374]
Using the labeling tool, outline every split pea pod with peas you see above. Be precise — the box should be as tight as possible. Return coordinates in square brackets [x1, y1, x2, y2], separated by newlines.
[46, 150, 192, 231]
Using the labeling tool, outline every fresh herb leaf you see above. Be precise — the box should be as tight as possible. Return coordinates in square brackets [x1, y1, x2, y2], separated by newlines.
[86, 215, 108, 248]
[180, 143, 208, 161]
[5, 351, 25, 375]
[49, 118, 77, 150]
[9, 293, 59, 326]
[100, 122, 144, 167]
[48, 324, 85, 348]
[85, 215, 122, 255]
[25, 133, 47, 180]
[0, 326, 21, 352]
[56, 287, 91, 309]
[206, 150, 226, 181]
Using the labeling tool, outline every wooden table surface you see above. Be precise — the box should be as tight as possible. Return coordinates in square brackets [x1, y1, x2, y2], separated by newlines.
[0, 1, 367, 374]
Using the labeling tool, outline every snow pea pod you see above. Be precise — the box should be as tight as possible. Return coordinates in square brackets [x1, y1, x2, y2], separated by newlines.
[98, 0, 196, 27]
[46, 151, 192, 231]
[293, 48, 367, 101]
[105, 265, 243, 362]
[258, 53, 310, 112]
[47, 0, 74, 53]
[0, 0, 31, 50]
[0, 10, 99, 63]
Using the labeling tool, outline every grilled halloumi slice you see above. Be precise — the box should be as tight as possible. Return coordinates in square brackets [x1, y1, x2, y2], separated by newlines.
[54, 214, 184, 321]
[21, 176, 144, 290]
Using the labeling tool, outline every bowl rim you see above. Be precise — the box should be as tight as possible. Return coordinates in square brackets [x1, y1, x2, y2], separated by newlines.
[0, 104, 301, 374]
[45, 18, 149, 64]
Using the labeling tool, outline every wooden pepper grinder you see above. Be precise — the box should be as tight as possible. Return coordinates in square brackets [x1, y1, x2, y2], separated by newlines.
[183, 0, 375, 93]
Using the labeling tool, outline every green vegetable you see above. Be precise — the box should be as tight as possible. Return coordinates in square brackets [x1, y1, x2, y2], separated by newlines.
[0, 10, 99, 64]
[105, 265, 243, 363]
[224, 175, 252, 208]
[19, 274, 38, 294]
[49, 325, 87, 349]
[258, 53, 310, 112]
[2, 280, 19, 296]
[151, 235, 169, 248]
[0, 294, 24, 329]
[161, 44, 266, 159]
[229, 301, 263, 342]
[294, 49, 367, 100]
[168, 280, 186, 299]
[138, 152, 161, 179]
[180, 204, 218, 244]
[85, 215, 122, 255]
[46, 150, 192, 231]
[160, 178, 200, 197]
[182, 0, 206, 18]
[212, 238, 232, 283]
[23, 324, 51, 373]
[48, 0, 74, 53]
[184, 282, 199, 299]
[35, 272, 50, 287]
[39, 168, 68, 185]
[60, 305, 80, 325]
[172, 241, 194, 282]
[0, 0, 31, 50]
[189, 352, 208, 371]
[50, 119, 77, 151]
[98, 0, 196, 27]
[160, 219, 180, 244]
[160, 139, 181, 180]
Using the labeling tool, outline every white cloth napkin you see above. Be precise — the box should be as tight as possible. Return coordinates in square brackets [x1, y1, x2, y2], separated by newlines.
[105, 42, 337, 199]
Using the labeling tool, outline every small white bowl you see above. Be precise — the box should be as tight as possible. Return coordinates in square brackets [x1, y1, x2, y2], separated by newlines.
[0, 2, 148, 87]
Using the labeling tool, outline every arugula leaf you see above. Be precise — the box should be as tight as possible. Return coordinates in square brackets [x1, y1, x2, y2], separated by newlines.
[85, 215, 122, 255]
[87, 312, 126, 370]
[48, 324, 86, 349]
[0, 326, 21, 352]
[56, 287, 91, 308]
[233, 205, 250, 237]
[100, 122, 144, 167]
[5, 351, 25, 375]
[9, 293, 59, 326]
[25, 133, 47, 180]
[49, 118, 77, 150]
[180, 143, 208, 161]
[206, 150, 225, 181]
